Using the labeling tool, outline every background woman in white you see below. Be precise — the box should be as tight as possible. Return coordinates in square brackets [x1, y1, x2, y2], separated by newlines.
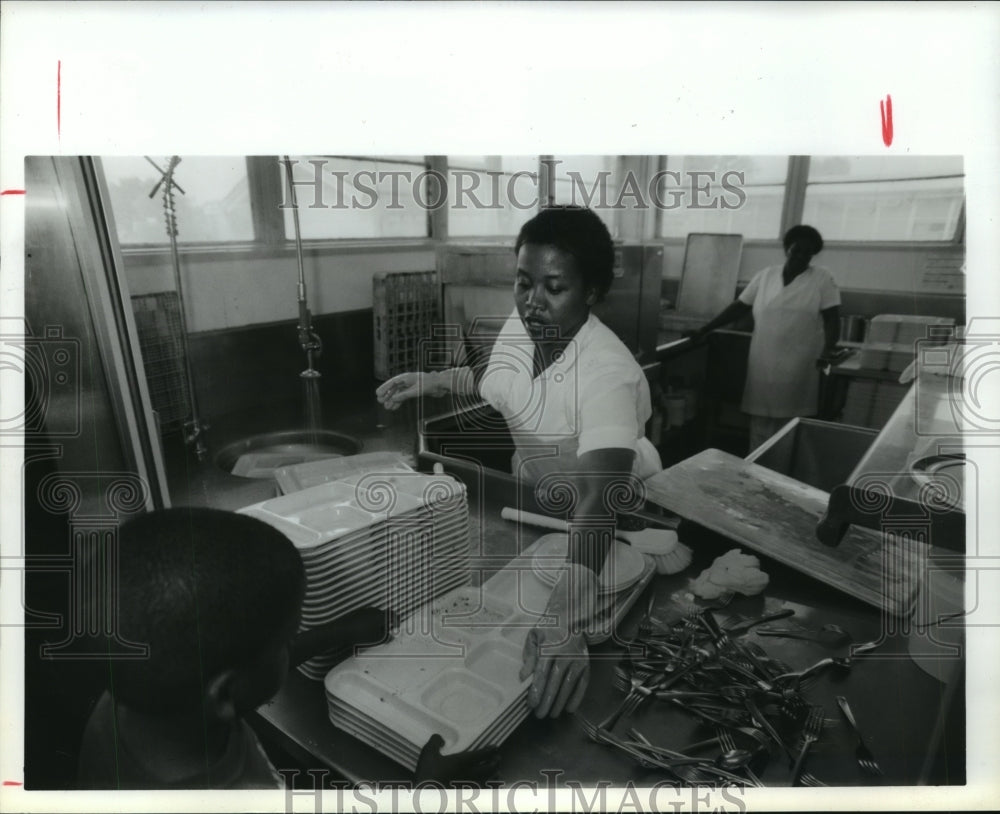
[688, 224, 841, 451]
[378, 206, 661, 719]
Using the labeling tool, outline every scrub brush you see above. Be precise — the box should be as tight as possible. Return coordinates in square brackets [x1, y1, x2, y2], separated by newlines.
[500, 507, 694, 575]
[622, 528, 693, 575]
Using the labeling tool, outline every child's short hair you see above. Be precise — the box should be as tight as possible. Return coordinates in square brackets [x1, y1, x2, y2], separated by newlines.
[106, 507, 305, 715]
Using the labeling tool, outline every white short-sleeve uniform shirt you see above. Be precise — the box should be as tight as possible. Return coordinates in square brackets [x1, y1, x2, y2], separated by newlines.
[478, 309, 662, 484]
[738, 264, 841, 418]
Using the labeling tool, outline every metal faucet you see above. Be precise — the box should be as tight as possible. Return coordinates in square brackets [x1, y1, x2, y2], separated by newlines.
[297, 280, 322, 379]
[183, 416, 210, 461]
[285, 156, 323, 380]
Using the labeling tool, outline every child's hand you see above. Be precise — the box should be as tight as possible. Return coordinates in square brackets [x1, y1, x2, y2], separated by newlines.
[414, 734, 500, 785]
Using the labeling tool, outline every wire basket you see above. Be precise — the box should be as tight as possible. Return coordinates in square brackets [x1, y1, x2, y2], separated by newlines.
[130, 292, 192, 432]
[373, 271, 439, 380]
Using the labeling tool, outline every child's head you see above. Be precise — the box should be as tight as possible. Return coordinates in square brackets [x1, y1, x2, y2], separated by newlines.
[107, 507, 305, 720]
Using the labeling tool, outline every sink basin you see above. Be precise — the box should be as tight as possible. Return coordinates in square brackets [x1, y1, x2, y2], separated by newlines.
[745, 418, 877, 492]
[215, 429, 362, 479]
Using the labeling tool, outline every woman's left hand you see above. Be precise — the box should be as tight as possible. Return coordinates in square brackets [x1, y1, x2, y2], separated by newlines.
[518, 562, 597, 718]
[519, 625, 590, 718]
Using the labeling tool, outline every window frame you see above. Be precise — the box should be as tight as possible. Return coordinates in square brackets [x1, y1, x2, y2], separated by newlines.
[109, 153, 966, 259]
[790, 155, 965, 248]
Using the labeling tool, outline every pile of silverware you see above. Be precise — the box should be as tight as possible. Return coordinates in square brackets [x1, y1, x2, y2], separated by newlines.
[578, 608, 877, 786]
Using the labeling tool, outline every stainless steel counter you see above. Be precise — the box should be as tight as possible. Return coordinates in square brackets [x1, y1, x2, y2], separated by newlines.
[248, 473, 963, 788]
[163, 391, 963, 788]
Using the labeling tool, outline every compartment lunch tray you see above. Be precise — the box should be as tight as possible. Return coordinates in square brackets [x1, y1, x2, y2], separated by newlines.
[324, 536, 655, 766]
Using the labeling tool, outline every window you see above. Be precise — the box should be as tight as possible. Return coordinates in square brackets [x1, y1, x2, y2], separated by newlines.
[549, 156, 622, 237]
[446, 156, 539, 237]
[101, 156, 253, 244]
[656, 156, 788, 240]
[281, 156, 429, 240]
[802, 156, 964, 242]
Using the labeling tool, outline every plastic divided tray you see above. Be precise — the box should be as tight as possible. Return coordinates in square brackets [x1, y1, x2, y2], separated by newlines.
[324, 535, 655, 768]
[239, 473, 467, 550]
[275, 451, 416, 495]
[239, 472, 472, 681]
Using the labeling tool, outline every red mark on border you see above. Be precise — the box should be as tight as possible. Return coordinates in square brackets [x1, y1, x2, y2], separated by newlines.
[1, 190, 26, 196]
[880, 94, 893, 146]
[57, 60, 62, 139]
[3, 780, 23, 786]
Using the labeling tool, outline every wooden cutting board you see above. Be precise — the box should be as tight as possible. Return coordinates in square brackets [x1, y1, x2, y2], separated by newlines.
[644, 449, 928, 616]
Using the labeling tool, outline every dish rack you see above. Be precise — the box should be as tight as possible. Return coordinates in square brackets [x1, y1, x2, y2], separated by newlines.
[130, 292, 192, 432]
[373, 271, 439, 381]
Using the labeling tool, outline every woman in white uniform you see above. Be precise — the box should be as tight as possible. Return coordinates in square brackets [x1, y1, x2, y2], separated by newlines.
[689, 225, 841, 451]
[377, 206, 661, 720]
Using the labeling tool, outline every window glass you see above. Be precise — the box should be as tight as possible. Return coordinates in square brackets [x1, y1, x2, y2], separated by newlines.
[282, 156, 429, 240]
[656, 156, 788, 239]
[447, 156, 539, 237]
[803, 156, 964, 241]
[549, 156, 622, 237]
[101, 156, 253, 244]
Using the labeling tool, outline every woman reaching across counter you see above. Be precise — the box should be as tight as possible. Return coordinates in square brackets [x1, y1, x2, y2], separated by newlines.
[686, 224, 842, 452]
[377, 206, 662, 719]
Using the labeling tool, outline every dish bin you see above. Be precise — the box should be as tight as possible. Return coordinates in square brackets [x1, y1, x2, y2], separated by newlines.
[745, 417, 878, 493]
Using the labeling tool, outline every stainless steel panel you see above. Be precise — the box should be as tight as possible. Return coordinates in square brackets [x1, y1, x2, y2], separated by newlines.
[676, 232, 743, 318]
[745, 417, 878, 493]
[23, 156, 169, 513]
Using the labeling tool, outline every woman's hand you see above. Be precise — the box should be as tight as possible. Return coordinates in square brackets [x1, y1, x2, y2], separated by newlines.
[519, 562, 597, 718]
[376, 368, 477, 409]
[376, 372, 441, 410]
[519, 625, 590, 718]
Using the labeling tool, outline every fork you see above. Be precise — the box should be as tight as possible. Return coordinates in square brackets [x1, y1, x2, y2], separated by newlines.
[717, 727, 765, 787]
[836, 696, 884, 777]
[613, 664, 653, 692]
[623, 728, 762, 787]
[745, 697, 793, 759]
[772, 655, 851, 689]
[789, 706, 824, 787]
[597, 672, 665, 732]
[637, 589, 658, 638]
[577, 717, 678, 770]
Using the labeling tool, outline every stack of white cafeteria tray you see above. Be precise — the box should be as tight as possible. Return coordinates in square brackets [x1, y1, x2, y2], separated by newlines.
[239, 471, 471, 680]
[324, 533, 655, 770]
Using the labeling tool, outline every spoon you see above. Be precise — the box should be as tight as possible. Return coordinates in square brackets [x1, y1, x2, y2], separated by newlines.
[757, 623, 852, 648]
[716, 748, 756, 771]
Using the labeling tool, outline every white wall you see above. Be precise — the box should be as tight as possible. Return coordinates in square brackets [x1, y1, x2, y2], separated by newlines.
[123, 246, 437, 333]
[123, 238, 964, 334]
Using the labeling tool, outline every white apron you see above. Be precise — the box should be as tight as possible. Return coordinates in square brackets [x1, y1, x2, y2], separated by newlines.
[740, 265, 839, 418]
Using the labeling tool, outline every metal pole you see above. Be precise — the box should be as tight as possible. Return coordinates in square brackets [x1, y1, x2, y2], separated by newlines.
[282, 155, 321, 378]
[160, 157, 209, 460]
